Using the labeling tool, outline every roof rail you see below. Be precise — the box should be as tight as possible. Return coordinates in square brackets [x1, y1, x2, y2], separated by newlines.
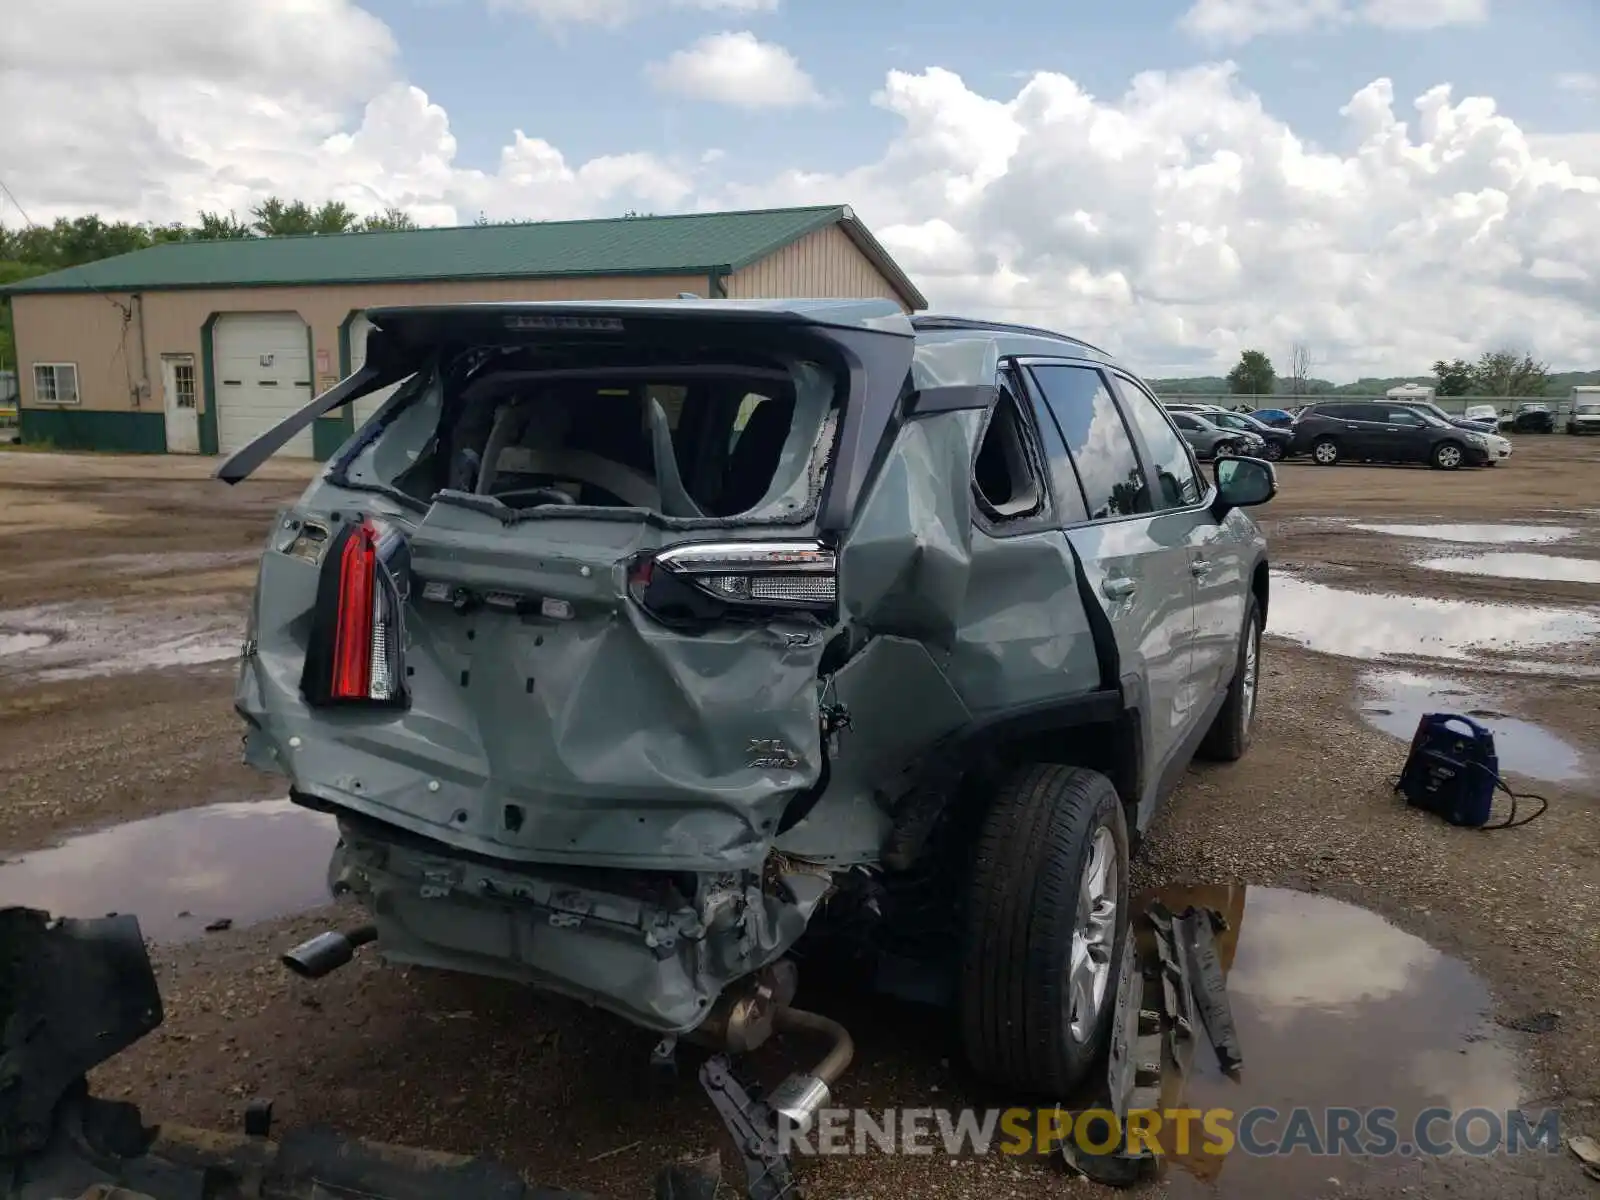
[909, 314, 1110, 356]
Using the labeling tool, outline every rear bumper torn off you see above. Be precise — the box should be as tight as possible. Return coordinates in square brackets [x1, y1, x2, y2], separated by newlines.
[330, 817, 817, 1033]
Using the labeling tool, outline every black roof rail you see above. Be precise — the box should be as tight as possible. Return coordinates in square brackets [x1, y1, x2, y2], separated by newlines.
[909, 314, 1110, 357]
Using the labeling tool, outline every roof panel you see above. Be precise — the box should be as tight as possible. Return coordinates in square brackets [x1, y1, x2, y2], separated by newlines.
[3, 206, 852, 295]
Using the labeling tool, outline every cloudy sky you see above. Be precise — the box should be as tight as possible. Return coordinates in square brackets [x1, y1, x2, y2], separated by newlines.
[3, 0, 1597, 379]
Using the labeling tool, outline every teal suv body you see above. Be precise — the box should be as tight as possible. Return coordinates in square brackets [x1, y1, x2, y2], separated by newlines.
[218, 299, 1276, 1106]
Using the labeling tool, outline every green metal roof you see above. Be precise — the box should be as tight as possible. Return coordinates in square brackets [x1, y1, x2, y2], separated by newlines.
[1, 204, 926, 307]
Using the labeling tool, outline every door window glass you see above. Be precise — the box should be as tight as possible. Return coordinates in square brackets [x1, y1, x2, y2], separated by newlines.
[1027, 364, 1150, 520]
[1111, 375, 1204, 510]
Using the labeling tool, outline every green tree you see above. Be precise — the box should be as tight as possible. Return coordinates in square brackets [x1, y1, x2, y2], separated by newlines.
[249, 196, 360, 236]
[1226, 349, 1275, 397]
[1470, 349, 1549, 397]
[194, 211, 256, 240]
[360, 207, 418, 232]
[1431, 358, 1474, 396]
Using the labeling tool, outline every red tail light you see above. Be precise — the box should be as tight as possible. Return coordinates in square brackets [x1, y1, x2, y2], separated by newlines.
[301, 517, 409, 708]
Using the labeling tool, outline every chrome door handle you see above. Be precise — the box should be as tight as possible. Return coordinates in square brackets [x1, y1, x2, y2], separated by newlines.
[1102, 577, 1138, 600]
[1191, 559, 1213, 577]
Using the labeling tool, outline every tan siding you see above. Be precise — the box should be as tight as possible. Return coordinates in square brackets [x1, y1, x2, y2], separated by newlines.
[727, 224, 908, 310]
[12, 274, 705, 415]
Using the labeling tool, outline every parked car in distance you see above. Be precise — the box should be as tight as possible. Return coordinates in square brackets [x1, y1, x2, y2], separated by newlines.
[1462, 403, 1499, 429]
[1567, 389, 1600, 435]
[1503, 402, 1555, 434]
[1170, 410, 1268, 460]
[1250, 408, 1295, 429]
[1290, 401, 1493, 470]
[1162, 401, 1230, 415]
[1201, 410, 1293, 462]
[214, 299, 1280, 1112]
[1404, 400, 1513, 464]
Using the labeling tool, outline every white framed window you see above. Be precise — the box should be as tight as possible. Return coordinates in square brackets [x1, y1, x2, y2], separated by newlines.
[32, 363, 81, 406]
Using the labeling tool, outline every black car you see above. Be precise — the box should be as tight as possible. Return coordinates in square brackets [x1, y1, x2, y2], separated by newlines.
[1507, 402, 1555, 434]
[1203, 410, 1293, 461]
[1289, 401, 1492, 470]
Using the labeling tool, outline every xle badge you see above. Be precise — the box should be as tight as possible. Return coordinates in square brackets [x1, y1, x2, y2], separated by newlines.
[746, 738, 800, 770]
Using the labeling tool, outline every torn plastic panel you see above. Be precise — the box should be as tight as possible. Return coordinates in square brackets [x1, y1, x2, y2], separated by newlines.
[328, 820, 805, 1033]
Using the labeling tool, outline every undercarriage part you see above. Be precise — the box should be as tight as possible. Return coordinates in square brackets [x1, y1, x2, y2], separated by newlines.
[697, 1057, 795, 1200]
[280, 925, 377, 979]
[1161, 903, 1242, 1074]
[764, 1007, 855, 1130]
[684, 961, 799, 1056]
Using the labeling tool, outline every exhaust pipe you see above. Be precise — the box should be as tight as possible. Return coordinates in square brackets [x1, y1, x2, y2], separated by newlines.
[765, 1007, 855, 1131]
[282, 924, 376, 979]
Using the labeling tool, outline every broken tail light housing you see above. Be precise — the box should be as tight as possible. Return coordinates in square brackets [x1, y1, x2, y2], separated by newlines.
[630, 540, 837, 625]
[301, 517, 410, 708]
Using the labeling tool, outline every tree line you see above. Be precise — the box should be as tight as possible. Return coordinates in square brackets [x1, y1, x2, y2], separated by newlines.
[1156, 344, 1589, 401]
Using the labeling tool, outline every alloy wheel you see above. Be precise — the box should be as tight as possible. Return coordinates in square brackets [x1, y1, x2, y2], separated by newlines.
[1068, 827, 1119, 1044]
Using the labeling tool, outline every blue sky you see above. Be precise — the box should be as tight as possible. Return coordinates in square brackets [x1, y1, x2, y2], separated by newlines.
[366, 0, 1598, 179]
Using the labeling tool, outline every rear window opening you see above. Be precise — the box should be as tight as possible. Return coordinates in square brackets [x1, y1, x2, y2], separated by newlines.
[972, 387, 1045, 521]
[346, 345, 841, 522]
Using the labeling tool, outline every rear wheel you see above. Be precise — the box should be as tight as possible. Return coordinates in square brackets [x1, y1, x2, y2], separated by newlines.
[1312, 437, 1341, 466]
[960, 765, 1130, 1096]
[1431, 441, 1464, 470]
[1261, 440, 1285, 462]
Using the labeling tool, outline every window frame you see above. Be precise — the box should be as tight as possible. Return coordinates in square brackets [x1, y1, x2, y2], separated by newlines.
[32, 362, 81, 407]
[1105, 369, 1211, 515]
[967, 367, 1056, 539]
[1014, 356, 1158, 528]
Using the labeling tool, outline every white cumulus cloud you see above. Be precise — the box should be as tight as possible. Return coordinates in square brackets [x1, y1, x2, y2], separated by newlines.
[4, 0, 1598, 381]
[1180, 0, 1488, 44]
[647, 31, 821, 107]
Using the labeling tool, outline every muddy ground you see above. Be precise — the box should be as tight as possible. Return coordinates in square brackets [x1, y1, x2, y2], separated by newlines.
[1, 440, 1598, 1199]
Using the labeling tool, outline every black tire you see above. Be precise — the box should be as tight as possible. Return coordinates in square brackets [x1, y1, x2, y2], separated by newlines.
[960, 764, 1130, 1097]
[1213, 440, 1238, 459]
[1261, 440, 1285, 462]
[1198, 596, 1262, 762]
[1311, 437, 1341, 466]
[1431, 440, 1464, 470]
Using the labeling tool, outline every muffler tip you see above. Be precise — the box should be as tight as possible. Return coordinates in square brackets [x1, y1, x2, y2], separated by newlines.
[766, 1074, 832, 1132]
[281, 926, 374, 979]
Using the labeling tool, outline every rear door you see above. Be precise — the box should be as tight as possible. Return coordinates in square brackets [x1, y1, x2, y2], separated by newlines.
[1022, 361, 1199, 803]
[1109, 373, 1244, 703]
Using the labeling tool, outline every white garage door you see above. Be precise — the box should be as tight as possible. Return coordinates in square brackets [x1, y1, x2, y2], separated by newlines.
[348, 312, 405, 427]
[214, 313, 313, 457]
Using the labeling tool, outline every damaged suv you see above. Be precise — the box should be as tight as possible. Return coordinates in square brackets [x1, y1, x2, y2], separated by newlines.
[220, 300, 1274, 1121]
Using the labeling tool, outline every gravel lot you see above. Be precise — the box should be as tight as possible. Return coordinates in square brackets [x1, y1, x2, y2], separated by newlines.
[1, 440, 1597, 1199]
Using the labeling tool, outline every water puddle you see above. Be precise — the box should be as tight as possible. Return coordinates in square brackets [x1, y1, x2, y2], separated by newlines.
[1357, 670, 1585, 783]
[1417, 552, 1600, 584]
[1141, 886, 1525, 1198]
[0, 799, 339, 942]
[0, 602, 241, 680]
[0, 631, 52, 656]
[1268, 574, 1600, 664]
[1350, 523, 1576, 545]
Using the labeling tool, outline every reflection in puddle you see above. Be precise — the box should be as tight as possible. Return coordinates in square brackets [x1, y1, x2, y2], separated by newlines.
[1351, 523, 1576, 545]
[1358, 670, 1585, 782]
[1141, 886, 1523, 1198]
[0, 799, 338, 942]
[0, 602, 241, 680]
[1268, 575, 1600, 663]
[0, 632, 52, 656]
[1418, 552, 1600, 584]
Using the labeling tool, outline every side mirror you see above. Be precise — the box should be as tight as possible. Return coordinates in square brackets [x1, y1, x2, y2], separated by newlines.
[1212, 455, 1277, 514]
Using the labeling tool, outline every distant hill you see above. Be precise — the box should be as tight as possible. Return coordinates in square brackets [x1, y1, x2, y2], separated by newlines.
[1148, 370, 1600, 397]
